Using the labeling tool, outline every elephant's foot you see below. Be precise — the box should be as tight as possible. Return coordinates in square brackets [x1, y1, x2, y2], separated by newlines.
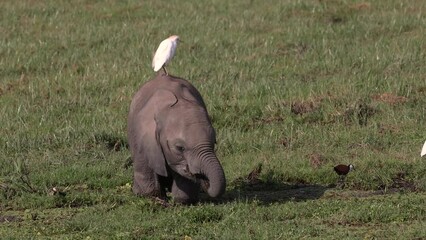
[133, 185, 162, 198]
[132, 180, 166, 200]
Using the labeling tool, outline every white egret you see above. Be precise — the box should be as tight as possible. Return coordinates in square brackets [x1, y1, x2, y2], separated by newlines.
[421, 141, 426, 157]
[152, 35, 180, 75]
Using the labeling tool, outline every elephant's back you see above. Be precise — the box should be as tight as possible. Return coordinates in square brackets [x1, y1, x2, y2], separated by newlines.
[129, 74, 206, 115]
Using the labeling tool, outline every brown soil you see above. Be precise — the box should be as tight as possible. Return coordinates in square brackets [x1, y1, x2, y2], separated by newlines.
[291, 101, 318, 115]
[0, 215, 22, 223]
[372, 92, 408, 105]
[350, 2, 371, 10]
[309, 153, 328, 169]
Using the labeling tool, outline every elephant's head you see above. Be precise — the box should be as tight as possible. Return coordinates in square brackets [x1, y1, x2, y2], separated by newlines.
[145, 88, 226, 198]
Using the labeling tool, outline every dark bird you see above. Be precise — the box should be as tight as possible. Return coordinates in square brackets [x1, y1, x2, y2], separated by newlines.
[333, 164, 354, 188]
[334, 164, 354, 175]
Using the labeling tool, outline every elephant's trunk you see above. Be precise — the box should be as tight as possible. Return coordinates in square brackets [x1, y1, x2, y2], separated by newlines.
[194, 144, 226, 198]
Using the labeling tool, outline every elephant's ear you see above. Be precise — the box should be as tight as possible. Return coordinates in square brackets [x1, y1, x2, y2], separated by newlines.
[181, 85, 202, 104]
[140, 89, 177, 177]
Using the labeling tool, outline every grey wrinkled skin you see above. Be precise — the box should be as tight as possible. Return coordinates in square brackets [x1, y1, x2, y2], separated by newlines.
[127, 73, 226, 204]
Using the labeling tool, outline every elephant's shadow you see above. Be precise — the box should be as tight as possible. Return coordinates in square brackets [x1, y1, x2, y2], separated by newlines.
[200, 179, 330, 205]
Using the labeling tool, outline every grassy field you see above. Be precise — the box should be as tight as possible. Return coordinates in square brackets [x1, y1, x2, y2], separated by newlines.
[1, 0, 426, 238]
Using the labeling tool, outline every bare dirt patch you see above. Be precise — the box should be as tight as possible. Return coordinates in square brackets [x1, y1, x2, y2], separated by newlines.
[0, 73, 28, 97]
[0, 215, 22, 223]
[350, 2, 371, 11]
[291, 100, 318, 115]
[386, 171, 417, 192]
[378, 124, 400, 135]
[309, 153, 329, 169]
[372, 92, 408, 105]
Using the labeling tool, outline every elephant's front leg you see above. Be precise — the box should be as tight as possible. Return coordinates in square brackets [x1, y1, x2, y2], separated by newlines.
[133, 166, 167, 200]
[171, 173, 200, 204]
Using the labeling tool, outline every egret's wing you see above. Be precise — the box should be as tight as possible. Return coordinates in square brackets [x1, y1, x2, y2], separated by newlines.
[421, 140, 426, 157]
[152, 39, 172, 71]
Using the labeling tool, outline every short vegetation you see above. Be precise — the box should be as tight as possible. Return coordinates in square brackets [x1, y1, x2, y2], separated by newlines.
[1, 0, 425, 239]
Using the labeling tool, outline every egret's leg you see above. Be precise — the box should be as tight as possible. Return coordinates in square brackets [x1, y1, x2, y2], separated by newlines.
[162, 66, 168, 75]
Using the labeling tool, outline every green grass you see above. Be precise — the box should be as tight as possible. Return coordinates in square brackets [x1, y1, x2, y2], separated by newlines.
[1, 0, 426, 238]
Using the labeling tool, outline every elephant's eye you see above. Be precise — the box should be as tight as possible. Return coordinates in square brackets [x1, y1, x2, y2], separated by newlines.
[176, 146, 185, 152]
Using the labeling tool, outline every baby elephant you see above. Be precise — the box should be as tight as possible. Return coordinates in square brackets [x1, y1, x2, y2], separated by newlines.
[127, 73, 226, 204]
